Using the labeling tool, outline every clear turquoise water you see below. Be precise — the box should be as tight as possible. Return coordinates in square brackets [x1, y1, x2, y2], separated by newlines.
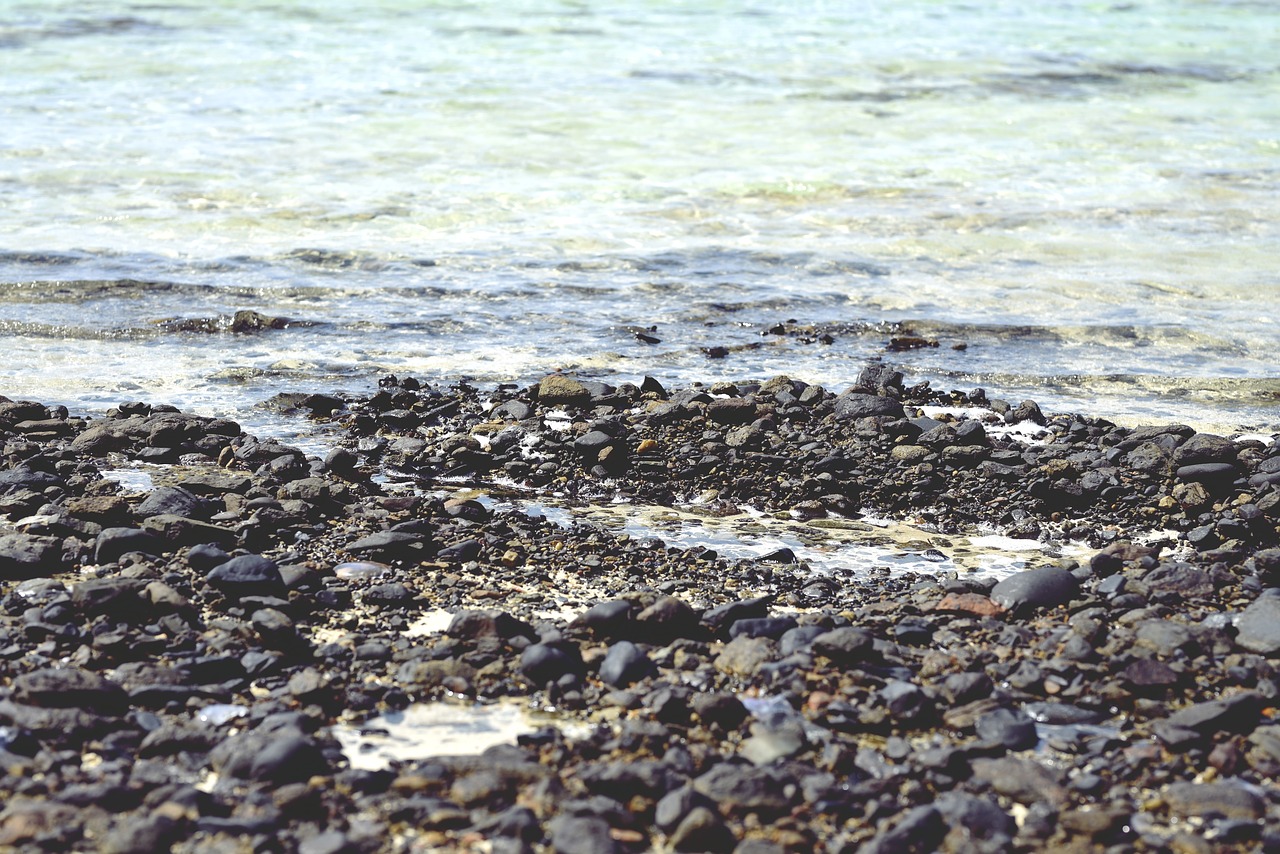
[1, 1, 1277, 433]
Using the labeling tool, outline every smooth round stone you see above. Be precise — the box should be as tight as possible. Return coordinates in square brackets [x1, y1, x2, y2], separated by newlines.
[333, 561, 392, 581]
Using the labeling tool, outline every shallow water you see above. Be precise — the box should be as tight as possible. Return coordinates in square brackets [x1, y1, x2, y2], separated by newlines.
[1, 1, 1277, 433]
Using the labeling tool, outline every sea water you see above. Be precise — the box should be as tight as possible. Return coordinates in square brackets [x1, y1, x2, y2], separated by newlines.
[1, 0, 1277, 435]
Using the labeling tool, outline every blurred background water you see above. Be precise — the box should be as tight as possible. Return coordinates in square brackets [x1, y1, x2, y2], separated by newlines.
[1, 0, 1277, 436]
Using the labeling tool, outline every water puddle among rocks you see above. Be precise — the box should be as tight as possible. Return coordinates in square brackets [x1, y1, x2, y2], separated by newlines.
[332, 700, 590, 772]
[509, 498, 1087, 582]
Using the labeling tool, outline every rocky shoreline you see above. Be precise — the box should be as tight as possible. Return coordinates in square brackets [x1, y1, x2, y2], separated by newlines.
[1, 368, 1278, 853]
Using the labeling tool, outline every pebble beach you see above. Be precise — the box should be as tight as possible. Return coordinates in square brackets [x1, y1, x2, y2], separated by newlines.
[1, 365, 1278, 852]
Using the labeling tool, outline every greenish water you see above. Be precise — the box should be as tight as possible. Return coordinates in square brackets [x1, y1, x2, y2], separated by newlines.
[1, 1, 1277, 433]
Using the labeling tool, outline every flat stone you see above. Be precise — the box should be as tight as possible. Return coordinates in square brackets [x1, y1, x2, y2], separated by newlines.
[537, 375, 591, 407]
[12, 668, 129, 713]
[990, 566, 1078, 613]
[1235, 596, 1280, 655]
[833, 392, 904, 420]
[0, 533, 67, 579]
[1164, 780, 1265, 821]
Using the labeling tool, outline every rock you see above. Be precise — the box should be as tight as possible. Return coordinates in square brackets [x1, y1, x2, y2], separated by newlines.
[833, 393, 904, 420]
[447, 610, 537, 642]
[669, 806, 734, 852]
[205, 554, 287, 601]
[989, 566, 1078, 613]
[970, 757, 1068, 807]
[95, 527, 166, 564]
[974, 707, 1038, 750]
[714, 635, 777, 677]
[692, 762, 795, 816]
[1234, 596, 1280, 655]
[598, 641, 656, 687]
[1173, 433, 1238, 466]
[70, 577, 148, 619]
[708, 398, 757, 425]
[740, 717, 807, 765]
[933, 592, 1003, 617]
[934, 792, 1016, 847]
[858, 805, 945, 854]
[12, 668, 128, 713]
[1164, 780, 1265, 821]
[728, 617, 797, 640]
[134, 486, 211, 520]
[0, 465, 64, 493]
[345, 531, 428, 561]
[1176, 463, 1238, 483]
[690, 693, 749, 730]
[700, 596, 773, 637]
[537, 376, 591, 407]
[547, 815, 619, 854]
[635, 596, 701, 643]
[140, 514, 237, 548]
[520, 642, 585, 686]
[811, 626, 875, 666]
[0, 533, 67, 579]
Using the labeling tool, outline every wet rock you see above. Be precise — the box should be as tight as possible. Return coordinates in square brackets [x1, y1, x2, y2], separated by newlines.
[990, 566, 1077, 613]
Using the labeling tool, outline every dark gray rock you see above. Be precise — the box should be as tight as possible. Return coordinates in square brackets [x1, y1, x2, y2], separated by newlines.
[1164, 780, 1265, 821]
[1235, 596, 1280, 655]
[833, 393, 904, 420]
[728, 617, 797, 640]
[12, 667, 128, 713]
[990, 566, 1078, 613]
[134, 486, 211, 520]
[1176, 462, 1238, 483]
[692, 762, 796, 816]
[1173, 433, 1238, 466]
[345, 531, 428, 561]
[447, 609, 537, 642]
[94, 527, 165, 564]
[547, 815, 619, 854]
[0, 532, 67, 579]
[520, 642, 584, 686]
[598, 641, 655, 687]
[857, 805, 945, 854]
[974, 707, 1038, 750]
[811, 626, 875, 666]
[205, 554, 286, 601]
